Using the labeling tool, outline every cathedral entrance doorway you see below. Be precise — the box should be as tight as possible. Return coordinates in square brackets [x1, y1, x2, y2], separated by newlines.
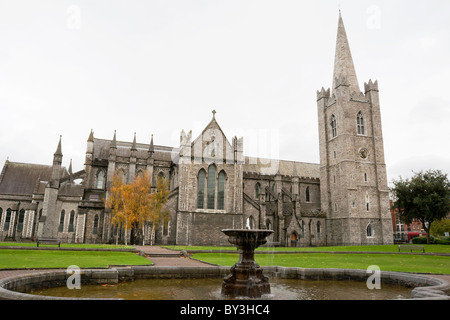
[290, 233, 297, 247]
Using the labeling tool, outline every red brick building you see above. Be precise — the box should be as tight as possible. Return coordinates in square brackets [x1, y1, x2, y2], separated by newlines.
[390, 200, 425, 243]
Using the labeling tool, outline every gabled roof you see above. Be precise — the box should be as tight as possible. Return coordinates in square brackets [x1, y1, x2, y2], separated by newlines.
[190, 111, 234, 161]
[192, 112, 232, 147]
[0, 161, 67, 196]
[244, 157, 320, 179]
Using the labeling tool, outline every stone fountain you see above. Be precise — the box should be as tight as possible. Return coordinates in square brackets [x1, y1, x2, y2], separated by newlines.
[221, 228, 274, 298]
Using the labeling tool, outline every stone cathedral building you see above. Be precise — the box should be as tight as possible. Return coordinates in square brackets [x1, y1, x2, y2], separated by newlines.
[0, 14, 393, 247]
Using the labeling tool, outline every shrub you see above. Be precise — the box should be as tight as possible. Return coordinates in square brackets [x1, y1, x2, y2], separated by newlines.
[435, 237, 450, 245]
[412, 236, 436, 244]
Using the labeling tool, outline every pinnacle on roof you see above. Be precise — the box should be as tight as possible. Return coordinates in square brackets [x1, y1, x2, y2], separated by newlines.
[54, 135, 62, 156]
[88, 129, 94, 142]
[149, 134, 154, 153]
[131, 132, 137, 151]
[111, 130, 117, 149]
[332, 12, 360, 93]
[68, 159, 73, 175]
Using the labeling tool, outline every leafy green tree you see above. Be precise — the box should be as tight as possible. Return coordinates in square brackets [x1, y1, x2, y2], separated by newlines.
[430, 218, 450, 237]
[391, 170, 450, 244]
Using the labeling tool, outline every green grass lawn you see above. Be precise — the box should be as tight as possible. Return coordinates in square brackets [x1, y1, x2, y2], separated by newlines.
[164, 244, 450, 254]
[0, 242, 134, 249]
[166, 244, 450, 274]
[0, 250, 152, 269]
[191, 252, 450, 274]
[173, 244, 450, 275]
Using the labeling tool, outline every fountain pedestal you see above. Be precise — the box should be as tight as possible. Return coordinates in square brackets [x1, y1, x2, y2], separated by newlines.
[221, 229, 274, 298]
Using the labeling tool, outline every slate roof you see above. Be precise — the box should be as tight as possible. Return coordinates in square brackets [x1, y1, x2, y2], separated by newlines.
[59, 181, 84, 197]
[243, 157, 320, 179]
[0, 161, 67, 196]
[93, 138, 177, 163]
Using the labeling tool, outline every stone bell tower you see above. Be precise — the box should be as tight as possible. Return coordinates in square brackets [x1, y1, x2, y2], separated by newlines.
[317, 13, 393, 246]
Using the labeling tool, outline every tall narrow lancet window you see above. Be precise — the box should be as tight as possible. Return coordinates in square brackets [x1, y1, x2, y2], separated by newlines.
[365, 193, 370, 212]
[4, 209, 11, 231]
[366, 224, 374, 237]
[68, 210, 75, 232]
[207, 165, 216, 209]
[330, 115, 337, 138]
[17, 209, 25, 232]
[97, 170, 104, 189]
[197, 170, 206, 209]
[93, 215, 99, 235]
[255, 183, 261, 200]
[357, 111, 365, 135]
[317, 221, 321, 239]
[305, 186, 310, 202]
[218, 171, 226, 210]
[58, 210, 65, 232]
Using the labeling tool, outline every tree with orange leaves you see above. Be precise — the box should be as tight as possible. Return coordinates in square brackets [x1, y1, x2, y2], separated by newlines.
[105, 173, 136, 245]
[131, 171, 153, 245]
[105, 171, 169, 245]
[148, 174, 170, 245]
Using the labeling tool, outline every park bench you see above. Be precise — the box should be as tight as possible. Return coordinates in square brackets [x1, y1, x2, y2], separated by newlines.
[398, 245, 425, 253]
[36, 238, 61, 248]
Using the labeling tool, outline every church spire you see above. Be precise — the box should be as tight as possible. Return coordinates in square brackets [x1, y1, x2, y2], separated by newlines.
[332, 12, 360, 93]
[54, 135, 62, 157]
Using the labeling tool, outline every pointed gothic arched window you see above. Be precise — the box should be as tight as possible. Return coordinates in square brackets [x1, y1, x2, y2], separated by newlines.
[4, 209, 11, 231]
[17, 209, 25, 232]
[97, 170, 104, 189]
[317, 221, 321, 239]
[197, 169, 206, 209]
[217, 171, 226, 210]
[305, 186, 310, 202]
[255, 183, 261, 200]
[58, 210, 65, 232]
[357, 111, 365, 135]
[365, 193, 370, 212]
[366, 224, 374, 237]
[68, 210, 75, 232]
[330, 115, 337, 138]
[93, 214, 99, 235]
[207, 165, 216, 209]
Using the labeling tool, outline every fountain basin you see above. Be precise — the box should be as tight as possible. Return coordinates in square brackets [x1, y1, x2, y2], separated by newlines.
[1, 266, 449, 300]
[221, 229, 271, 298]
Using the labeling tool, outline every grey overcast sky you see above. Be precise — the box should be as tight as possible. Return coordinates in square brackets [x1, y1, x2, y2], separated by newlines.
[1, 0, 449, 186]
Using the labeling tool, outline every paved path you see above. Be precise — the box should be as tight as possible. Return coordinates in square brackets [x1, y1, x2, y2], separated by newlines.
[134, 245, 215, 267]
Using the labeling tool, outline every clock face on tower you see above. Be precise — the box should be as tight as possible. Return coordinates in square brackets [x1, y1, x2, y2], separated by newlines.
[359, 148, 368, 159]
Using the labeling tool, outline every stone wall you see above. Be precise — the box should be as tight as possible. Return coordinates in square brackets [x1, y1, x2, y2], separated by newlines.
[176, 211, 243, 246]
